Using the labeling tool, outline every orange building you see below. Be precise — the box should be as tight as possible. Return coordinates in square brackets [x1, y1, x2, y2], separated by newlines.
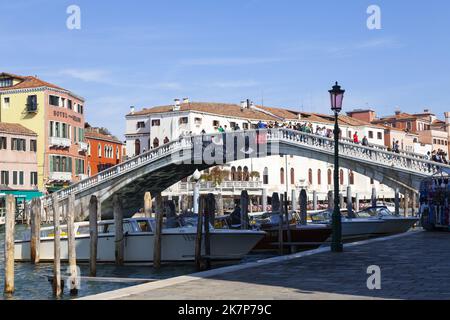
[85, 127, 124, 176]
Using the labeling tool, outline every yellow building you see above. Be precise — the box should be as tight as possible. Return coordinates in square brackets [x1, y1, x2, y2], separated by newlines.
[0, 72, 87, 192]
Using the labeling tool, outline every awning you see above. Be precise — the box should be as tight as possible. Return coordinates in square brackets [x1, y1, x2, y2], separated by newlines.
[0, 190, 43, 201]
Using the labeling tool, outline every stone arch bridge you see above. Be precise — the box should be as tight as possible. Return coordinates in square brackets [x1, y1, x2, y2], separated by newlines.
[46, 129, 447, 220]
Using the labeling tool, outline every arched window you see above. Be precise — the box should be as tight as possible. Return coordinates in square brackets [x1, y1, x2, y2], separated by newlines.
[327, 169, 332, 185]
[237, 166, 243, 181]
[243, 166, 249, 181]
[308, 169, 313, 185]
[231, 167, 236, 181]
[163, 137, 170, 144]
[340, 169, 344, 185]
[116, 147, 120, 160]
[135, 139, 140, 156]
[280, 168, 285, 185]
[290, 168, 295, 185]
[98, 144, 102, 157]
[349, 170, 355, 185]
[104, 145, 108, 158]
[263, 167, 269, 185]
[87, 165, 91, 177]
[153, 137, 159, 149]
[317, 169, 322, 185]
[87, 143, 91, 156]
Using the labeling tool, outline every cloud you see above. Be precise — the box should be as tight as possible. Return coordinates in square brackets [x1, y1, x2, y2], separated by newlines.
[180, 57, 283, 66]
[354, 37, 402, 50]
[59, 68, 110, 83]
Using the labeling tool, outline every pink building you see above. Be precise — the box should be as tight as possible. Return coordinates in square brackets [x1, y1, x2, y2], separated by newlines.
[0, 123, 41, 213]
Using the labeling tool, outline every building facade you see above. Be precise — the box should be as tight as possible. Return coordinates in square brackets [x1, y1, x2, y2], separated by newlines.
[125, 100, 394, 207]
[0, 123, 41, 215]
[85, 126, 124, 176]
[0, 72, 87, 192]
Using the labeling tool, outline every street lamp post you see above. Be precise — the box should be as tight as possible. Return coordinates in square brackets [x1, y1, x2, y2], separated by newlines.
[329, 82, 345, 253]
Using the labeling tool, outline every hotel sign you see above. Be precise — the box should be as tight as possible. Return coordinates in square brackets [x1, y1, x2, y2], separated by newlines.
[53, 110, 82, 123]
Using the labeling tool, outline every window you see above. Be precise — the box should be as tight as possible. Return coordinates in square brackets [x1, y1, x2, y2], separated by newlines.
[179, 117, 188, 125]
[194, 118, 202, 125]
[237, 167, 243, 181]
[327, 169, 332, 185]
[104, 145, 108, 158]
[3, 97, 10, 108]
[370, 178, 375, 185]
[433, 139, 437, 144]
[213, 120, 220, 128]
[163, 137, 170, 144]
[308, 169, 313, 185]
[348, 130, 352, 139]
[30, 172, 38, 186]
[0, 78, 12, 87]
[77, 104, 84, 114]
[340, 169, 344, 185]
[1, 171, 9, 185]
[290, 168, 295, 185]
[368, 131, 374, 139]
[11, 138, 26, 151]
[67, 99, 73, 110]
[231, 167, 237, 181]
[0, 136, 6, 149]
[137, 121, 145, 129]
[280, 168, 285, 185]
[49, 155, 72, 173]
[98, 144, 102, 157]
[19, 171, 24, 185]
[75, 159, 85, 175]
[49, 95, 60, 106]
[135, 139, 141, 155]
[317, 169, 321, 185]
[30, 139, 37, 152]
[12, 171, 17, 185]
[243, 166, 250, 181]
[26, 95, 38, 112]
[349, 171, 355, 185]
[263, 167, 269, 185]
[377, 132, 382, 140]
[116, 147, 120, 160]
[151, 119, 161, 127]
[87, 143, 91, 156]
[242, 123, 249, 130]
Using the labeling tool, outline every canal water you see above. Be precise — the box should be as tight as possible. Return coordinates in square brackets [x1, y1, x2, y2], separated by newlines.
[0, 225, 273, 300]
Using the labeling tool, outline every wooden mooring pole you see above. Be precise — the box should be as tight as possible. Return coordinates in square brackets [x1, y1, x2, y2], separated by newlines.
[284, 192, 292, 253]
[30, 197, 41, 264]
[300, 189, 307, 225]
[89, 195, 98, 277]
[144, 192, 152, 218]
[195, 196, 205, 271]
[51, 193, 62, 297]
[153, 193, 163, 269]
[278, 194, 284, 255]
[4, 194, 15, 294]
[240, 190, 249, 229]
[204, 194, 215, 270]
[67, 194, 78, 295]
[113, 194, 124, 265]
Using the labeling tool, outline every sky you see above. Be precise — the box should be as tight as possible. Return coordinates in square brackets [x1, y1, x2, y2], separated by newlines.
[1, 0, 450, 139]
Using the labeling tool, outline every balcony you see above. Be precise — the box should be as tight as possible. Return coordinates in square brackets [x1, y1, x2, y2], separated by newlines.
[179, 180, 263, 192]
[78, 141, 88, 152]
[49, 136, 71, 148]
[49, 172, 72, 182]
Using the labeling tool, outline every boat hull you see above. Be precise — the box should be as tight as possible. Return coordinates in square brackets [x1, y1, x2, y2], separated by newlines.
[253, 224, 332, 251]
[341, 218, 418, 240]
[14, 230, 265, 263]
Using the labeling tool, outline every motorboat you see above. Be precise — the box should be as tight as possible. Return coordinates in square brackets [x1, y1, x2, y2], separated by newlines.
[251, 212, 332, 251]
[310, 206, 418, 240]
[14, 217, 266, 263]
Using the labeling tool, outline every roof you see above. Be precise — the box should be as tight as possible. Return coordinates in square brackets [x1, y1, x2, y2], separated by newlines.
[128, 102, 282, 121]
[0, 73, 83, 101]
[0, 122, 37, 136]
[85, 128, 123, 144]
[374, 112, 417, 122]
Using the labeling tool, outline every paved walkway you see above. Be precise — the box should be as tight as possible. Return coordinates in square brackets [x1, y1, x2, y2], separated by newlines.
[82, 230, 450, 300]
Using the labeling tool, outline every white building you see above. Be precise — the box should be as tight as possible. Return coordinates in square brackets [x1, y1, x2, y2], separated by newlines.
[125, 99, 395, 209]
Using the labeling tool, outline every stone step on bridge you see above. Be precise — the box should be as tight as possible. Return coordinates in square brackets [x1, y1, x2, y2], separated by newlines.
[43, 128, 447, 221]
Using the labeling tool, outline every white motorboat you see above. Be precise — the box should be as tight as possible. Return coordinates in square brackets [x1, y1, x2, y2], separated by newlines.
[14, 217, 265, 263]
[310, 206, 418, 240]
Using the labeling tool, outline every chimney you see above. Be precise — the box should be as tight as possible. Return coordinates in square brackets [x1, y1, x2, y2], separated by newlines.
[130, 106, 135, 114]
[182, 97, 189, 104]
[424, 108, 430, 113]
[246, 99, 251, 109]
[445, 112, 450, 125]
[249, 101, 255, 109]
[173, 99, 181, 111]
[395, 109, 401, 116]
[240, 100, 246, 111]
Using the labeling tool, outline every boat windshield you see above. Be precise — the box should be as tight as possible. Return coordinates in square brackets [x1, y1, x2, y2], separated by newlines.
[356, 206, 396, 218]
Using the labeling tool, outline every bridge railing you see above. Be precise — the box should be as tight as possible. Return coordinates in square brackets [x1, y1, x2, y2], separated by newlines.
[44, 128, 450, 205]
[272, 128, 447, 174]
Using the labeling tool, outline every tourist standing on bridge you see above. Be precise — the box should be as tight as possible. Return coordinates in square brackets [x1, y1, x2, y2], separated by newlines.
[353, 132, 359, 144]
